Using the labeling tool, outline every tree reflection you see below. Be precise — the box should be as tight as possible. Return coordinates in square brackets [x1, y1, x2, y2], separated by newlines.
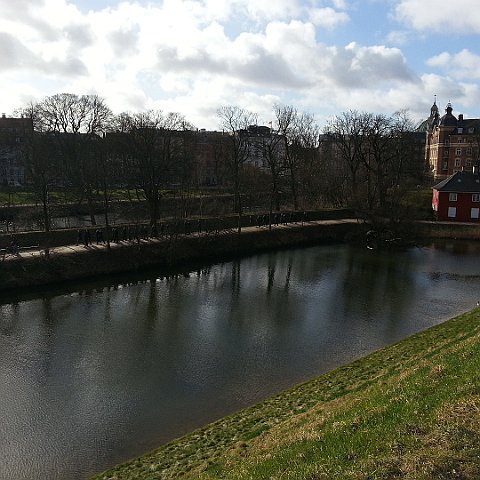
[336, 248, 417, 325]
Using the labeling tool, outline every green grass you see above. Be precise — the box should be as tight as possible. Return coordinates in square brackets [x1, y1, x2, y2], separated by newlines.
[0, 191, 37, 205]
[93, 308, 480, 479]
[0, 188, 225, 207]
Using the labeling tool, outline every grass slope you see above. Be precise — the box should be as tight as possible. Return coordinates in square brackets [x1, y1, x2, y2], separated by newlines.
[92, 308, 480, 480]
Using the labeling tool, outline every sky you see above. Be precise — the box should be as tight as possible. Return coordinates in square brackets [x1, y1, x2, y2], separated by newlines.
[1, 0, 480, 130]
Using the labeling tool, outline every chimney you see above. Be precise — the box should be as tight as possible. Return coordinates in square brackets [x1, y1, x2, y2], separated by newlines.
[1, 113, 5, 119]
[459, 114, 464, 121]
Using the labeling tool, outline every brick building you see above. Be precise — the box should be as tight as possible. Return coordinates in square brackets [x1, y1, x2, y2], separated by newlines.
[425, 100, 480, 180]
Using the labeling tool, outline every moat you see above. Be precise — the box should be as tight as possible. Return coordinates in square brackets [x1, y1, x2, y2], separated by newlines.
[1, 240, 480, 480]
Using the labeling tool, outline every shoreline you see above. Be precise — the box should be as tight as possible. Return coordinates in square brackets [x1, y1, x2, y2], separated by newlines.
[91, 307, 480, 479]
[2, 217, 480, 292]
[0, 219, 359, 291]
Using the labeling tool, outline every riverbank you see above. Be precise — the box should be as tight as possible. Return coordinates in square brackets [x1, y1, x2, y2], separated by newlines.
[92, 307, 480, 480]
[2, 214, 480, 292]
[0, 218, 359, 291]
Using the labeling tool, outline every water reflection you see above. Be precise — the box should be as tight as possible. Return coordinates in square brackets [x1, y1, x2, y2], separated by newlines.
[1, 243, 480, 480]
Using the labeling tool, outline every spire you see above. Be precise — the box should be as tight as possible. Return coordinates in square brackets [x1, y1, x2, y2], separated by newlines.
[428, 95, 439, 128]
[430, 95, 438, 116]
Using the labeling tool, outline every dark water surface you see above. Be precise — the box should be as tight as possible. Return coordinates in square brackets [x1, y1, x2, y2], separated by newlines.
[1, 241, 480, 479]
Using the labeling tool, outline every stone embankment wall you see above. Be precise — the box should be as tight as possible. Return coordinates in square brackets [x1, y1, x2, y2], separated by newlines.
[0, 219, 358, 291]
[3, 214, 478, 293]
[415, 221, 480, 240]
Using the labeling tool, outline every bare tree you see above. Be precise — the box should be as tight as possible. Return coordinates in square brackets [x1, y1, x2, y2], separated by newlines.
[293, 111, 321, 209]
[28, 133, 60, 232]
[13, 104, 56, 232]
[22, 94, 113, 225]
[325, 109, 420, 222]
[113, 110, 193, 226]
[274, 105, 319, 210]
[36, 93, 111, 134]
[257, 128, 286, 219]
[324, 110, 371, 205]
[217, 106, 257, 232]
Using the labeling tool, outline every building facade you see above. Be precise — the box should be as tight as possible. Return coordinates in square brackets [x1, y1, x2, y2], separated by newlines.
[432, 170, 480, 222]
[425, 101, 480, 181]
[0, 113, 33, 186]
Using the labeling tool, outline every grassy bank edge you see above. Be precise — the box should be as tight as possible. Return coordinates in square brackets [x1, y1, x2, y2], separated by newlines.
[91, 307, 480, 480]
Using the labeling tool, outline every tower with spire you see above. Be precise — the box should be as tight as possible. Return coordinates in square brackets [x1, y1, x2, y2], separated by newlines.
[428, 95, 439, 128]
[425, 99, 480, 180]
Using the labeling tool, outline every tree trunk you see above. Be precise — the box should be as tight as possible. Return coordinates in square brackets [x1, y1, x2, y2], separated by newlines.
[103, 182, 111, 250]
[289, 165, 298, 210]
[86, 193, 97, 226]
[41, 184, 50, 233]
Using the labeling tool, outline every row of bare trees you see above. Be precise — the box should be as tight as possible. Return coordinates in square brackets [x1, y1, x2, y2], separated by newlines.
[217, 105, 323, 232]
[11, 93, 426, 234]
[322, 110, 425, 221]
[16, 94, 196, 232]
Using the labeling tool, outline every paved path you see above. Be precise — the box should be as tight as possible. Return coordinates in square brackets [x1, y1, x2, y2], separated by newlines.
[0, 219, 360, 262]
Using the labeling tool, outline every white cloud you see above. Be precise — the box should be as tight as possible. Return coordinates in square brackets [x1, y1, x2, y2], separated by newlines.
[394, 0, 480, 33]
[386, 30, 409, 46]
[427, 50, 480, 80]
[309, 7, 349, 30]
[0, 0, 477, 131]
[233, 0, 302, 22]
[325, 42, 418, 89]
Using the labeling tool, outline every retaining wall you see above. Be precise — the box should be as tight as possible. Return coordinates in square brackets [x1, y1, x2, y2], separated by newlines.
[0, 220, 358, 291]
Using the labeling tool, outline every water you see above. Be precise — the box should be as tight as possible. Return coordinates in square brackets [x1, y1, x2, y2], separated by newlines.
[1, 241, 480, 479]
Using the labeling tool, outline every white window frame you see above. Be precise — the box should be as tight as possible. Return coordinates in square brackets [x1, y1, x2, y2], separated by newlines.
[449, 193, 458, 202]
[472, 194, 480, 202]
[448, 207, 457, 218]
[471, 208, 479, 219]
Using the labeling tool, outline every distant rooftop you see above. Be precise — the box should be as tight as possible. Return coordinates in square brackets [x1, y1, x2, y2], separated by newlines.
[433, 170, 480, 192]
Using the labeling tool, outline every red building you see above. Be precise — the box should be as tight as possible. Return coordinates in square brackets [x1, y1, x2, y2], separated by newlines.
[432, 170, 480, 222]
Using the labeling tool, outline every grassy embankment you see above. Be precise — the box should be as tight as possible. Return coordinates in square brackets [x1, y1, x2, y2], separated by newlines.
[92, 307, 480, 480]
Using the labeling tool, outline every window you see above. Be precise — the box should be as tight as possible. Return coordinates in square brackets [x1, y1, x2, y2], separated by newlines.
[448, 207, 457, 218]
[455, 158, 461, 167]
[449, 193, 458, 202]
[473, 194, 480, 202]
[467, 159, 472, 167]
[442, 161, 448, 170]
[471, 208, 480, 219]
[456, 148, 462, 155]
[467, 147, 472, 155]
[443, 149, 449, 157]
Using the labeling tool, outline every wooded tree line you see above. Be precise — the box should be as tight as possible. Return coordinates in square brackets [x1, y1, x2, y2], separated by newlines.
[12, 93, 426, 232]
